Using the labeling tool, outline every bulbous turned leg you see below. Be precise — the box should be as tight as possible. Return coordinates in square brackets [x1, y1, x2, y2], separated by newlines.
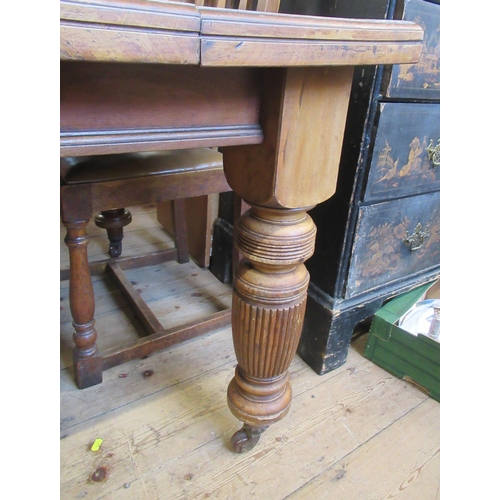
[227, 204, 316, 452]
[63, 220, 103, 388]
[95, 208, 132, 258]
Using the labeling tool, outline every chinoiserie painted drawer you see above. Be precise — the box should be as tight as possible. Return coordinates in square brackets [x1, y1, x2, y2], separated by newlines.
[363, 101, 440, 202]
[344, 190, 439, 299]
[383, 0, 440, 100]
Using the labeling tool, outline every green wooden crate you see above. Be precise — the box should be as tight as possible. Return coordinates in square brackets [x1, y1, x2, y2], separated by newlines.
[364, 283, 440, 402]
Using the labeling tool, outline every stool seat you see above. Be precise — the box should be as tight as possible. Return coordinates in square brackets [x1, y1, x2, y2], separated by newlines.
[61, 148, 223, 184]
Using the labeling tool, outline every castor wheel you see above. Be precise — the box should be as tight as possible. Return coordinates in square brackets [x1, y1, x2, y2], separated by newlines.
[230, 424, 268, 453]
[108, 238, 123, 258]
[94, 208, 132, 258]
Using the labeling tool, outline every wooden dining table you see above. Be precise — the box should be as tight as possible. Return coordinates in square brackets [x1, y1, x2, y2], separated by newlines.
[60, 0, 423, 453]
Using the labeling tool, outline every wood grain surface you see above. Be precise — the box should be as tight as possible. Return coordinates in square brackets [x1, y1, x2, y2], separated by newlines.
[60, 207, 439, 498]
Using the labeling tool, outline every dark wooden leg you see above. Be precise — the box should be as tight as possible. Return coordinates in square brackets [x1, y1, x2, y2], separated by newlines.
[95, 208, 132, 258]
[209, 192, 236, 284]
[172, 199, 190, 264]
[227, 205, 316, 452]
[63, 219, 103, 388]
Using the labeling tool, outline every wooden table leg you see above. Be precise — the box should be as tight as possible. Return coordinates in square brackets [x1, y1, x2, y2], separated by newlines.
[227, 204, 316, 451]
[222, 66, 354, 450]
[63, 220, 103, 388]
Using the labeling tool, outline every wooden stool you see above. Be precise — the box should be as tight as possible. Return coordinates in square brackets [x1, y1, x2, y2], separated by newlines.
[60, 148, 232, 389]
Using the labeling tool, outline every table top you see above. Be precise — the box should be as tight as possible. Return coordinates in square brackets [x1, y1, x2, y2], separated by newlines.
[60, 1, 424, 161]
[60, 0, 423, 67]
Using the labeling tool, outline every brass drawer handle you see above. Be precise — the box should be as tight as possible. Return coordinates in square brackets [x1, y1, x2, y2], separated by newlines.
[403, 222, 430, 251]
[426, 139, 440, 167]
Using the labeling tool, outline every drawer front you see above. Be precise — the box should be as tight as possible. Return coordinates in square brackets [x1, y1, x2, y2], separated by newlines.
[384, 0, 440, 100]
[363, 102, 440, 202]
[345, 191, 439, 299]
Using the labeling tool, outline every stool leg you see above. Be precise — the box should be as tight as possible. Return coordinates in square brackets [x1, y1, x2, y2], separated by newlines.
[172, 199, 190, 264]
[63, 219, 103, 388]
[95, 208, 132, 258]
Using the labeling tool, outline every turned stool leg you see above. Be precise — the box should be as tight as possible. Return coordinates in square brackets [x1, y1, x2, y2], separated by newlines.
[227, 204, 316, 452]
[63, 219, 103, 388]
[95, 208, 132, 258]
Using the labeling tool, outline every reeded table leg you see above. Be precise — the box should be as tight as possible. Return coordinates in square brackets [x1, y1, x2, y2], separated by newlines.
[221, 67, 355, 451]
[63, 219, 103, 388]
[227, 204, 316, 451]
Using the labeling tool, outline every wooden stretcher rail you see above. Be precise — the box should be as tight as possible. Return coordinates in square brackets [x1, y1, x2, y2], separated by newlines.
[100, 309, 232, 370]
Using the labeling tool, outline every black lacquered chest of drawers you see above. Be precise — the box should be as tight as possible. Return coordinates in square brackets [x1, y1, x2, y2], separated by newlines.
[282, 0, 441, 374]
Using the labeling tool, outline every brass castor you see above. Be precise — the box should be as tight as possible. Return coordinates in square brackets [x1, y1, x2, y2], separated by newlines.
[107, 235, 123, 258]
[230, 424, 268, 453]
[94, 208, 132, 258]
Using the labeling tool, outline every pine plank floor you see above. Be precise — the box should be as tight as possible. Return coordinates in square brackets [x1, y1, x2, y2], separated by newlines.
[60, 205, 440, 499]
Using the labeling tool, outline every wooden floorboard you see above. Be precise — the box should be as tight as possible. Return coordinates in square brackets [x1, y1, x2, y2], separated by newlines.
[60, 205, 440, 499]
